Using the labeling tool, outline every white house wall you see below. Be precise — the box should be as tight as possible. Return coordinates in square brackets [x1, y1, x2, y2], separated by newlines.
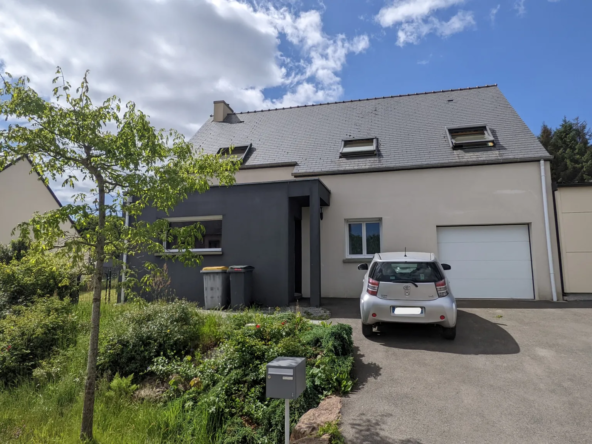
[235, 161, 561, 301]
[0, 159, 63, 244]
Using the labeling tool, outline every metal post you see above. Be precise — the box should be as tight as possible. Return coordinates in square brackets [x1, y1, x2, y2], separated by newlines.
[285, 399, 290, 444]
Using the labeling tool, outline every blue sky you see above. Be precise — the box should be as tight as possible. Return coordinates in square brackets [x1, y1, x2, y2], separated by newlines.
[283, 0, 590, 134]
[0, 0, 590, 203]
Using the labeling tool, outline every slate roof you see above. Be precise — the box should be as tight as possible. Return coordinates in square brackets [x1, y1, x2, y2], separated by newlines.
[189, 85, 551, 176]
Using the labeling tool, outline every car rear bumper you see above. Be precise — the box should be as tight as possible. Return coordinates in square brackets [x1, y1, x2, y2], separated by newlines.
[360, 293, 457, 328]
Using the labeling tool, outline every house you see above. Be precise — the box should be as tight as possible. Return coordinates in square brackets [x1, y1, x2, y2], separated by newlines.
[130, 85, 562, 307]
[0, 157, 64, 245]
[554, 183, 592, 294]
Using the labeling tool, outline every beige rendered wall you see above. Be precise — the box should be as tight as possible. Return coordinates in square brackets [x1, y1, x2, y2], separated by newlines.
[234, 166, 295, 183]
[0, 159, 63, 244]
[554, 186, 592, 293]
[233, 161, 561, 301]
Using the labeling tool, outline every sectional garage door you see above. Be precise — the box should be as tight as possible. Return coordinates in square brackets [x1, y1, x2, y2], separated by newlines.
[437, 225, 534, 299]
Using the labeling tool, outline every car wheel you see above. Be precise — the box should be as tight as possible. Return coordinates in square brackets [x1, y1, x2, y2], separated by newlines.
[441, 325, 456, 340]
[361, 322, 374, 337]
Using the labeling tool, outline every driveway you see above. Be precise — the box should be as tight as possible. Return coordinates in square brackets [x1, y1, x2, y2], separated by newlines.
[325, 299, 592, 444]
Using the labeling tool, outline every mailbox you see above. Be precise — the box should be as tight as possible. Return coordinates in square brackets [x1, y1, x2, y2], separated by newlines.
[266, 357, 306, 400]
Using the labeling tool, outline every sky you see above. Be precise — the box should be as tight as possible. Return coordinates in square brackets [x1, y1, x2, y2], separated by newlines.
[0, 0, 590, 204]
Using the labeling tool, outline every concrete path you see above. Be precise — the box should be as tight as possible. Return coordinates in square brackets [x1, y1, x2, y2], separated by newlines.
[324, 299, 592, 444]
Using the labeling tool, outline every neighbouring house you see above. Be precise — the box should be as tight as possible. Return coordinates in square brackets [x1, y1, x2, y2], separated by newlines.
[130, 85, 562, 307]
[554, 183, 592, 294]
[0, 157, 64, 245]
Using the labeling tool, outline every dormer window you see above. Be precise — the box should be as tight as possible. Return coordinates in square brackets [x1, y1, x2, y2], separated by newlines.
[340, 138, 377, 158]
[217, 143, 251, 161]
[446, 125, 495, 149]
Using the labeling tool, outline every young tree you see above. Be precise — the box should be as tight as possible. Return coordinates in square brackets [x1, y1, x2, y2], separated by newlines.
[539, 118, 592, 184]
[0, 68, 240, 440]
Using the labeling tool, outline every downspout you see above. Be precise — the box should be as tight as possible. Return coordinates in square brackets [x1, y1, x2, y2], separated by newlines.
[540, 160, 558, 302]
[120, 195, 132, 303]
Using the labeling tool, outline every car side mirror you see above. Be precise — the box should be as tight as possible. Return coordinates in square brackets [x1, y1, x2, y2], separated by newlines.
[442, 264, 451, 271]
[357, 263, 368, 271]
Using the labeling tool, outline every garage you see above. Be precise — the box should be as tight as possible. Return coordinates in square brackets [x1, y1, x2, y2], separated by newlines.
[437, 225, 534, 299]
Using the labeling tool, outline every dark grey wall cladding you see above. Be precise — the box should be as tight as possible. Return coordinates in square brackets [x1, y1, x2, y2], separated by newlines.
[129, 179, 329, 307]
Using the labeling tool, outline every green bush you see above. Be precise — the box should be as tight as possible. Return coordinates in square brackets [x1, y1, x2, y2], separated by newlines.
[97, 301, 204, 379]
[0, 297, 77, 385]
[0, 237, 30, 264]
[168, 313, 355, 443]
[0, 252, 80, 313]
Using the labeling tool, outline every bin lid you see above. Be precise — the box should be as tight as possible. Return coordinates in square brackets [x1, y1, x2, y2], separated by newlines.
[200, 266, 229, 273]
[228, 265, 255, 273]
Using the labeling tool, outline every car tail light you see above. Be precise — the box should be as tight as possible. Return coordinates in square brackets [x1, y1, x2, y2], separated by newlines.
[367, 278, 379, 296]
[435, 279, 448, 297]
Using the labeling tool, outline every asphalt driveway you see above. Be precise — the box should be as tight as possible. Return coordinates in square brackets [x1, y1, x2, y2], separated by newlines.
[325, 299, 592, 444]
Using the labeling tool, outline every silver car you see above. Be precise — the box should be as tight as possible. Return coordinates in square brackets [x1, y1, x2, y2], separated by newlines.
[358, 252, 457, 340]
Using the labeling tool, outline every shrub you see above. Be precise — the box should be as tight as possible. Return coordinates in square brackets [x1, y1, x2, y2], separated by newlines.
[97, 301, 204, 379]
[302, 322, 354, 357]
[105, 373, 139, 400]
[0, 297, 77, 385]
[0, 252, 80, 313]
[0, 237, 30, 264]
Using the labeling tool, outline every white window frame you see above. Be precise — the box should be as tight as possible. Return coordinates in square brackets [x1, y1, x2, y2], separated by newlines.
[161, 215, 223, 255]
[345, 219, 382, 258]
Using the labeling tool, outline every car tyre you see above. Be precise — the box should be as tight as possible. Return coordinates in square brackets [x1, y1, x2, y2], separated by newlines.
[361, 322, 374, 337]
[442, 325, 456, 340]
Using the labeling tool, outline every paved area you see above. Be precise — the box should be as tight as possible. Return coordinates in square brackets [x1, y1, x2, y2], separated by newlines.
[324, 299, 592, 444]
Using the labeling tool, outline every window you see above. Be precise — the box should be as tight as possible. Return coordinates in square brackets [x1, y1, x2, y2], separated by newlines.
[371, 262, 443, 283]
[217, 144, 251, 161]
[346, 220, 381, 257]
[163, 216, 223, 254]
[340, 138, 377, 158]
[446, 125, 495, 149]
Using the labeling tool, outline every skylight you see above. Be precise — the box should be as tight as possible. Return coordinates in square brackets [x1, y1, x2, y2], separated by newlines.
[446, 126, 495, 149]
[217, 144, 251, 161]
[340, 138, 377, 158]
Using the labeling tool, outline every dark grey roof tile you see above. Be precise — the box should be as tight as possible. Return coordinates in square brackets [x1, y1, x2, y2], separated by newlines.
[189, 86, 550, 176]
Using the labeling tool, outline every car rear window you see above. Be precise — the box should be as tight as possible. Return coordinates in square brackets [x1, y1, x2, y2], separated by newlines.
[371, 262, 443, 283]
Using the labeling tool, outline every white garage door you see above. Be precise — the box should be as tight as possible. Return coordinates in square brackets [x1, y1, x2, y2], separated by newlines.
[437, 225, 534, 299]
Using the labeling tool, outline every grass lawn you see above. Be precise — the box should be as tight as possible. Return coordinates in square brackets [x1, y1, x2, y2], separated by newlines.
[0, 300, 353, 443]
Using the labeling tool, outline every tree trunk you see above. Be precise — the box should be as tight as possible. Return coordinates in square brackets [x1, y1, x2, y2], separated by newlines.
[80, 182, 106, 441]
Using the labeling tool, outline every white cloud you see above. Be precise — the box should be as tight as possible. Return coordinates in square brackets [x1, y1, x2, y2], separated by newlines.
[514, 0, 526, 16]
[395, 10, 474, 46]
[490, 5, 501, 25]
[0, 0, 368, 204]
[376, 0, 474, 46]
[0, 0, 368, 134]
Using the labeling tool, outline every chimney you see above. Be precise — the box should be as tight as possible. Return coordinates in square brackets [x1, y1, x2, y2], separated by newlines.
[213, 100, 234, 122]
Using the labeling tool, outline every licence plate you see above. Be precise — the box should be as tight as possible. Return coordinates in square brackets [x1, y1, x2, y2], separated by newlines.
[392, 307, 424, 316]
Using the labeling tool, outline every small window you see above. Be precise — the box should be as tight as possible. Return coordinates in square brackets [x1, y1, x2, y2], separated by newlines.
[217, 144, 251, 161]
[346, 219, 381, 257]
[340, 138, 377, 158]
[164, 217, 222, 253]
[446, 125, 495, 149]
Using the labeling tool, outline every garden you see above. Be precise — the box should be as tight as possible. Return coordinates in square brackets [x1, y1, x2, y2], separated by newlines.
[0, 240, 354, 443]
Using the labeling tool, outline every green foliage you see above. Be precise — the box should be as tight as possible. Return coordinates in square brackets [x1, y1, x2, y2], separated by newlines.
[105, 373, 138, 400]
[0, 301, 355, 443]
[318, 421, 345, 444]
[0, 252, 80, 313]
[97, 301, 203, 379]
[0, 297, 77, 385]
[539, 118, 592, 184]
[0, 68, 241, 284]
[302, 322, 354, 357]
[0, 237, 30, 264]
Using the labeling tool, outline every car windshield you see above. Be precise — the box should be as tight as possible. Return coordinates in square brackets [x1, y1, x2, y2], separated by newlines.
[371, 262, 443, 283]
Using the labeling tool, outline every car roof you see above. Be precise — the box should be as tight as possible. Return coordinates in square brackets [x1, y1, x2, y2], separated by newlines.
[375, 252, 436, 262]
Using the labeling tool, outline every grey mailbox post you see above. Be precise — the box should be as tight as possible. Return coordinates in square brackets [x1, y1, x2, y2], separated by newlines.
[266, 357, 306, 444]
